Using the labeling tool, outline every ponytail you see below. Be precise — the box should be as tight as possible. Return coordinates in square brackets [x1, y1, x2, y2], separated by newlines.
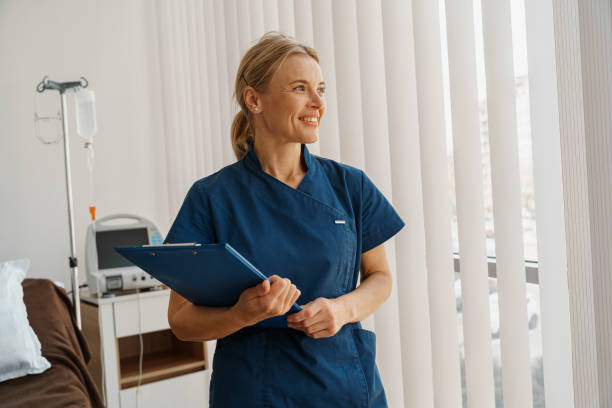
[231, 111, 253, 161]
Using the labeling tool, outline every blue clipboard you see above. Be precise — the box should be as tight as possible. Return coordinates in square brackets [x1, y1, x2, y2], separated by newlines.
[114, 243, 302, 328]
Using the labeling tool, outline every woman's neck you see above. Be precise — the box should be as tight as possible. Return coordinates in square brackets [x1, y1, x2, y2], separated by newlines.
[252, 136, 307, 186]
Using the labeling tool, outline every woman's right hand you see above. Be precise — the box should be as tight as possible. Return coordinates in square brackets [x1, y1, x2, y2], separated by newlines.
[231, 275, 301, 327]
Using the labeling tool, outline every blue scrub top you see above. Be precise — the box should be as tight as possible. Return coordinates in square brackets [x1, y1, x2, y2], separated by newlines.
[165, 142, 404, 407]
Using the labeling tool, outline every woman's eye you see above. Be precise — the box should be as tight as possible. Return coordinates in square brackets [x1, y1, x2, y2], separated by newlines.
[292, 85, 325, 95]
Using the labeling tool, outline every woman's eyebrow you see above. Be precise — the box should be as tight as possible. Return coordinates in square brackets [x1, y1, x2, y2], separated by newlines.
[289, 79, 326, 86]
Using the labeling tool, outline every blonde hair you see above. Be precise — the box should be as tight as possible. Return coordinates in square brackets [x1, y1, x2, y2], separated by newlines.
[231, 32, 319, 161]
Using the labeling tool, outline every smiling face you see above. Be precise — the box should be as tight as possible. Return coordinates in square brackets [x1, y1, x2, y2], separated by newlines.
[249, 54, 326, 144]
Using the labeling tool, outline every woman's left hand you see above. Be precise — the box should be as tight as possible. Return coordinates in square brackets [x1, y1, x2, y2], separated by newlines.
[286, 297, 348, 338]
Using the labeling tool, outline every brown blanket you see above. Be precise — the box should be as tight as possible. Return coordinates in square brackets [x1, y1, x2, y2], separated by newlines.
[0, 279, 103, 408]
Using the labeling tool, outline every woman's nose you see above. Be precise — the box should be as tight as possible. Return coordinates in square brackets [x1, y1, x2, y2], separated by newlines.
[309, 90, 324, 107]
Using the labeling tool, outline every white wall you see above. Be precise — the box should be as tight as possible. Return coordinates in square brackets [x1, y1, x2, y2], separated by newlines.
[0, 0, 170, 287]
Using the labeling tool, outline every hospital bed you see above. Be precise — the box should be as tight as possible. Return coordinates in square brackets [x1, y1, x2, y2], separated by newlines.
[0, 279, 103, 408]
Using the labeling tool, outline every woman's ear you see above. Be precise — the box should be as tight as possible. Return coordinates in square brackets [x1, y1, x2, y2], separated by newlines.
[243, 87, 262, 114]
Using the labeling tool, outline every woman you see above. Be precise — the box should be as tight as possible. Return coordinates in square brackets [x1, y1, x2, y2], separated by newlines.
[166, 32, 404, 407]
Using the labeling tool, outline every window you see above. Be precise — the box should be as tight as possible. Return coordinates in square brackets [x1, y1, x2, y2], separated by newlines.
[441, 0, 544, 405]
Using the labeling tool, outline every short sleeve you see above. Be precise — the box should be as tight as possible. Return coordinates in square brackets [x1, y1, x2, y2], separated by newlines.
[164, 182, 216, 244]
[360, 171, 405, 253]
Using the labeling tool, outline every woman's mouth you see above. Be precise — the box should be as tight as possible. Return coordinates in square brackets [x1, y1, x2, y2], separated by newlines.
[299, 116, 318, 127]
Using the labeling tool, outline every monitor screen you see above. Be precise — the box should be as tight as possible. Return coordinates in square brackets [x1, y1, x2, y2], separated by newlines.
[96, 228, 149, 270]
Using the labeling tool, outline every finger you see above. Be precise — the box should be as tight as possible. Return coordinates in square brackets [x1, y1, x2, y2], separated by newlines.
[242, 279, 270, 301]
[287, 303, 314, 323]
[258, 279, 270, 295]
[290, 299, 335, 329]
[302, 321, 329, 336]
[281, 281, 296, 310]
[280, 283, 296, 314]
[288, 287, 301, 310]
[265, 279, 291, 316]
[287, 290, 302, 316]
[284, 285, 302, 314]
[287, 299, 322, 323]
[286, 303, 303, 322]
[308, 328, 333, 339]
[296, 312, 327, 331]
[268, 277, 289, 297]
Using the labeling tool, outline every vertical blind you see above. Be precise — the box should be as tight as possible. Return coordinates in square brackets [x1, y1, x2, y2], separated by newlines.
[410, 0, 463, 406]
[444, 0, 497, 405]
[524, 0, 575, 406]
[481, 1, 533, 406]
[156, 0, 561, 406]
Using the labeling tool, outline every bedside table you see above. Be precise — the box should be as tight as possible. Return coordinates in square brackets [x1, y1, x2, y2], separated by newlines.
[80, 288, 215, 408]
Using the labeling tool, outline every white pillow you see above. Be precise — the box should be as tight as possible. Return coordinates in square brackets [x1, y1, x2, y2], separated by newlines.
[0, 259, 51, 382]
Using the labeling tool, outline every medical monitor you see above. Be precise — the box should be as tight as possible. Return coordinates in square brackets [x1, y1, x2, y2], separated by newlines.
[85, 214, 164, 295]
[96, 228, 149, 270]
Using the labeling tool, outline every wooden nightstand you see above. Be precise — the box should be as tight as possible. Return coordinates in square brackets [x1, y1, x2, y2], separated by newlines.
[80, 288, 215, 407]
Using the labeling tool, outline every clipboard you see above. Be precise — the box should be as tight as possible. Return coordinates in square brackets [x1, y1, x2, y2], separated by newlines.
[114, 243, 302, 328]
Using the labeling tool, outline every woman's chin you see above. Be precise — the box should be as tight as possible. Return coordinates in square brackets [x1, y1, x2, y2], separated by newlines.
[301, 133, 319, 144]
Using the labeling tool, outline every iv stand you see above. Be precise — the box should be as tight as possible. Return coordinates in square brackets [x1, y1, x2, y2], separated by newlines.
[36, 76, 89, 329]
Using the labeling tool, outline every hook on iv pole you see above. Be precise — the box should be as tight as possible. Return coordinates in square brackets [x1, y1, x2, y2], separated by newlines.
[36, 75, 89, 94]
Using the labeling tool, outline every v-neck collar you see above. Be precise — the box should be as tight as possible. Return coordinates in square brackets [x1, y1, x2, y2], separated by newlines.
[243, 141, 315, 192]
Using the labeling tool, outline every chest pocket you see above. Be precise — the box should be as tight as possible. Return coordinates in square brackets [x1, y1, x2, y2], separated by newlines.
[214, 187, 357, 301]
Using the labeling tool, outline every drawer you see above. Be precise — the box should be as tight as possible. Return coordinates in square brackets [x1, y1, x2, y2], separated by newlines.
[114, 293, 170, 338]
[119, 370, 209, 408]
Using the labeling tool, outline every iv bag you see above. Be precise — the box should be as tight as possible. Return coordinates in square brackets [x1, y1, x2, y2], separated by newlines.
[75, 89, 97, 140]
